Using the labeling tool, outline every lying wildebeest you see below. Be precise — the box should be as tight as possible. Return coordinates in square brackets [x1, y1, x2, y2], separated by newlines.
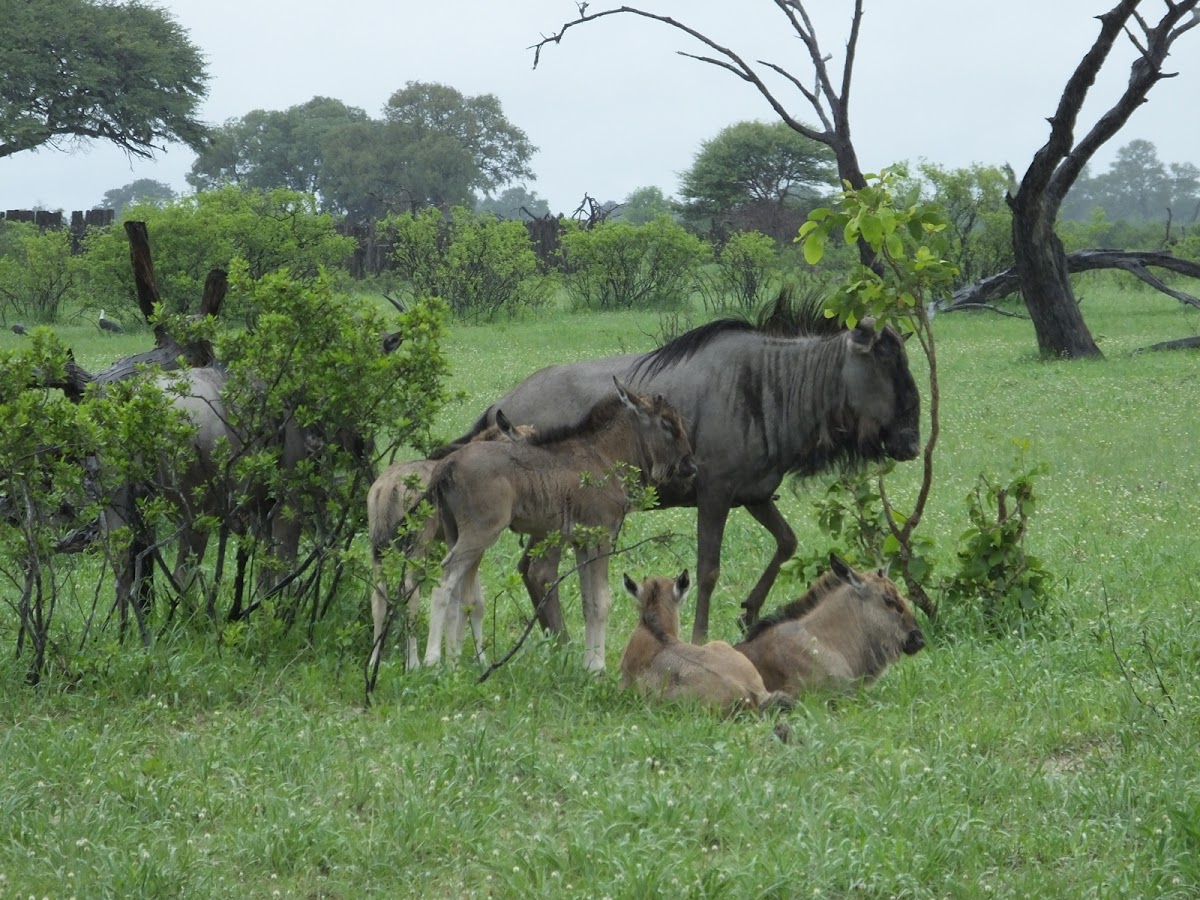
[618, 569, 792, 715]
[367, 410, 535, 670]
[423, 379, 696, 672]
[734, 553, 925, 696]
[105, 365, 371, 629]
[451, 288, 921, 643]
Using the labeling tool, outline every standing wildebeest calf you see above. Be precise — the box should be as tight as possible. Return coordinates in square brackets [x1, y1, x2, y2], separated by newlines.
[619, 570, 792, 715]
[424, 379, 696, 672]
[734, 554, 925, 697]
[367, 411, 535, 670]
[451, 290, 921, 643]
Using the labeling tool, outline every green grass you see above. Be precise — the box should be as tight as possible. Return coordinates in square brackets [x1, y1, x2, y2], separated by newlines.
[3, 281, 1200, 898]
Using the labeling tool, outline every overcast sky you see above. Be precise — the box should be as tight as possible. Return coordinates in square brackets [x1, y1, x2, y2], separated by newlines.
[4, 1, 1198, 214]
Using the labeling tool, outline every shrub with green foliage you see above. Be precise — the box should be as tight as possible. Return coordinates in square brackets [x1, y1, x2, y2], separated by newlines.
[940, 445, 1054, 635]
[560, 215, 710, 309]
[696, 230, 781, 313]
[0, 222, 86, 323]
[0, 330, 195, 681]
[81, 186, 355, 317]
[383, 206, 550, 322]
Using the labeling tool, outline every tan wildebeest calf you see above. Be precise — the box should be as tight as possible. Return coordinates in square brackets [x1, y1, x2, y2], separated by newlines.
[424, 379, 696, 672]
[734, 553, 925, 696]
[367, 410, 534, 670]
[618, 570, 792, 715]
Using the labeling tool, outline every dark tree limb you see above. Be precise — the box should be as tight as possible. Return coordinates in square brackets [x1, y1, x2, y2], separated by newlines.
[1135, 335, 1200, 352]
[947, 249, 1200, 311]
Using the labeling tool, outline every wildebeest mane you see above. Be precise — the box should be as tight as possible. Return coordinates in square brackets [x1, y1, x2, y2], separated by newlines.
[741, 567, 842, 642]
[526, 394, 625, 448]
[630, 285, 840, 382]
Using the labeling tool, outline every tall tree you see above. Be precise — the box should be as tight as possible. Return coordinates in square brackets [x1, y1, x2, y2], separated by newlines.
[476, 186, 551, 220]
[679, 120, 836, 240]
[1008, 1, 1200, 358]
[101, 179, 177, 215]
[0, 0, 208, 159]
[382, 82, 536, 197]
[187, 97, 369, 198]
[1090, 139, 1171, 222]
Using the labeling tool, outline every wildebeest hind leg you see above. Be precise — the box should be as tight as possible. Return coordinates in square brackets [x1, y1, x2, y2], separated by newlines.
[739, 499, 797, 631]
[425, 548, 478, 667]
[451, 569, 488, 666]
[519, 537, 569, 641]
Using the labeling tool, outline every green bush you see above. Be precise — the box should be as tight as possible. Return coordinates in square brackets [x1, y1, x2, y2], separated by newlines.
[560, 215, 710, 309]
[81, 186, 355, 318]
[383, 206, 550, 322]
[0, 222, 86, 324]
[696, 230, 781, 313]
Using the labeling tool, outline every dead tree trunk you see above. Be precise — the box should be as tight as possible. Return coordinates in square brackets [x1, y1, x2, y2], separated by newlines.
[1008, 0, 1200, 358]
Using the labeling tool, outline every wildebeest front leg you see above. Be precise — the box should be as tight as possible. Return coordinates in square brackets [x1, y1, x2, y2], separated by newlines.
[519, 535, 569, 640]
[691, 496, 732, 645]
[739, 499, 798, 631]
[575, 546, 612, 673]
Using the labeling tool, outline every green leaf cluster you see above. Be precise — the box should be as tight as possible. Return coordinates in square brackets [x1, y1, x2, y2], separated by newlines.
[797, 167, 959, 330]
[560, 215, 710, 310]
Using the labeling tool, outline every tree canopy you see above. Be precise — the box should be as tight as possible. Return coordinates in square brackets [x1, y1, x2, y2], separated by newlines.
[187, 97, 369, 196]
[679, 120, 837, 240]
[186, 83, 537, 224]
[100, 179, 178, 214]
[0, 0, 209, 159]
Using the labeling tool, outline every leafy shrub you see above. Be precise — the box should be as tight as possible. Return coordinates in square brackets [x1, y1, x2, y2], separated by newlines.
[81, 186, 355, 317]
[383, 206, 550, 322]
[0, 223, 86, 323]
[560, 215, 710, 309]
[696, 230, 781, 313]
[940, 447, 1054, 635]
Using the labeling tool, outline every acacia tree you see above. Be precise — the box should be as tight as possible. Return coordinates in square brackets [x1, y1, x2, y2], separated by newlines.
[0, 0, 208, 159]
[535, 1, 1200, 357]
[679, 120, 837, 241]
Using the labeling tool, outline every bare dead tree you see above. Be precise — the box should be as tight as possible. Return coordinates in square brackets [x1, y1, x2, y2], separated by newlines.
[1008, 0, 1200, 358]
[532, 1, 880, 269]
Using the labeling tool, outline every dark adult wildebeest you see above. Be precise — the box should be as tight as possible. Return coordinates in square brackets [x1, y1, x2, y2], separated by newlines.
[619, 569, 793, 715]
[423, 380, 696, 672]
[452, 290, 921, 643]
[734, 554, 925, 696]
[367, 411, 535, 670]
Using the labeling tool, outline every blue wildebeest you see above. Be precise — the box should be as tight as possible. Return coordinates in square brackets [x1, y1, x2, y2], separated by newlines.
[451, 290, 921, 643]
[423, 380, 696, 672]
[366, 410, 536, 670]
[618, 569, 792, 715]
[734, 554, 925, 696]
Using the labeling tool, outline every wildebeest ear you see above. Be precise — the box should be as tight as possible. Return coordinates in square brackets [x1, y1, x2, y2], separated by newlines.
[674, 569, 690, 603]
[613, 376, 634, 408]
[900, 330, 913, 343]
[877, 560, 892, 579]
[623, 573, 640, 598]
[495, 408, 515, 438]
[829, 553, 862, 588]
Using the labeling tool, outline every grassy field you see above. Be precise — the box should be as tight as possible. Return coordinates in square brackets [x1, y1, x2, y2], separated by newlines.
[2, 281, 1199, 898]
